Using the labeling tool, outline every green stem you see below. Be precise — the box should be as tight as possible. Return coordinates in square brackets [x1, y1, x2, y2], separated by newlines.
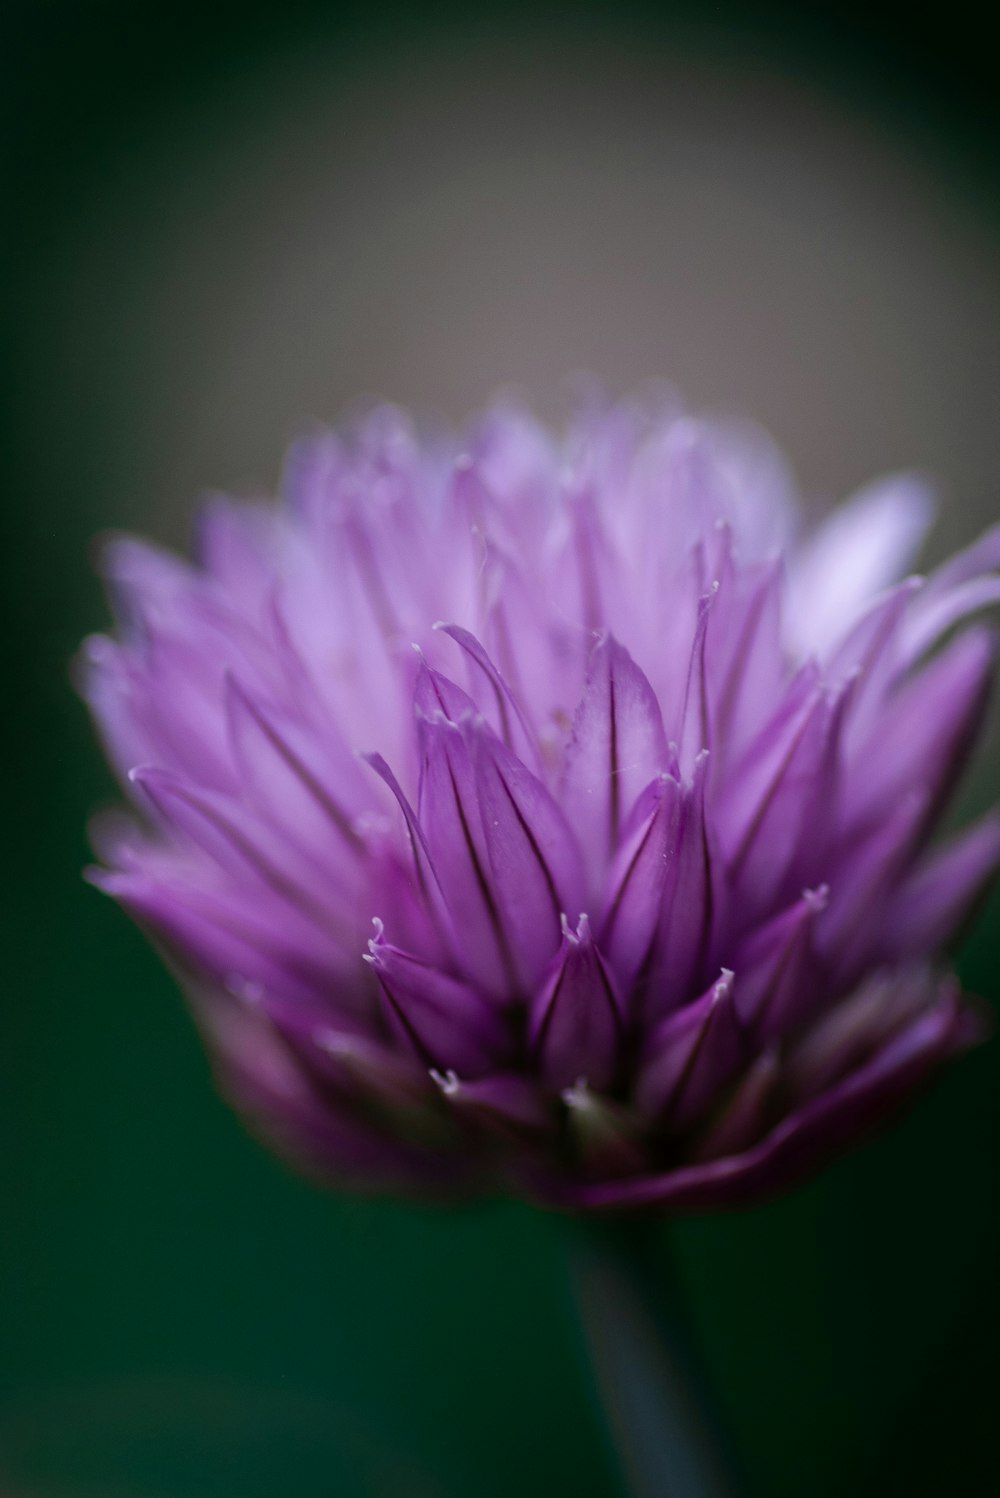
[567, 1216, 740, 1498]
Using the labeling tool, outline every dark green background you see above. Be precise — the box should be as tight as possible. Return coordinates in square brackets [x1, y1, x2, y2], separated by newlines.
[3, 4, 999, 1494]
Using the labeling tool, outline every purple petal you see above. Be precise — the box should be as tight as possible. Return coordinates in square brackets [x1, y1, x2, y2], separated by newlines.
[366, 923, 512, 1076]
[75, 633, 156, 785]
[677, 587, 716, 776]
[91, 864, 351, 1005]
[904, 576, 1000, 663]
[364, 750, 455, 958]
[432, 1069, 552, 1137]
[787, 473, 935, 656]
[434, 621, 543, 772]
[919, 520, 1000, 594]
[691, 1048, 781, 1161]
[600, 774, 682, 989]
[301, 1025, 436, 1119]
[564, 981, 971, 1213]
[468, 718, 587, 989]
[901, 520, 1000, 661]
[843, 626, 994, 834]
[224, 674, 367, 856]
[529, 914, 624, 1091]
[415, 711, 516, 995]
[649, 751, 718, 1018]
[129, 766, 357, 940]
[100, 533, 199, 619]
[561, 1080, 647, 1177]
[716, 664, 819, 856]
[196, 496, 283, 614]
[201, 988, 471, 1196]
[732, 886, 829, 1040]
[882, 814, 1000, 959]
[414, 660, 480, 724]
[783, 966, 943, 1100]
[819, 792, 931, 984]
[561, 634, 669, 893]
[636, 970, 743, 1127]
[705, 556, 785, 775]
[718, 673, 832, 917]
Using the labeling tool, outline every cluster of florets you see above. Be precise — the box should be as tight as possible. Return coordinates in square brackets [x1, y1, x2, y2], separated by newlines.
[81, 398, 1000, 1211]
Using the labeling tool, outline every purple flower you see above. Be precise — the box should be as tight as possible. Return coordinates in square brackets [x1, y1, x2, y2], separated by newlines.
[79, 396, 1000, 1212]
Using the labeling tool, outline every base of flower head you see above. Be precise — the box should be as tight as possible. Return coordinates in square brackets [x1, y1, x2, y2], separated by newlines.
[191, 957, 983, 1215]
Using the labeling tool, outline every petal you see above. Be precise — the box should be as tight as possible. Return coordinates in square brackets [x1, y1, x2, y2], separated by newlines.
[715, 664, 819, 863]
[561, 634, 669, 892]
[819, 792, 930, 985]
[635, 970, 743, 1127]
[414, 659, 481, 723]
[732, 887, 829, 1040]
[600, 774, 682, 989]
[564, 979, 972, 1213]
[416, 711, 516, 995]
[469, 718, 587, 988]
[903, 576, 1000, 664]
[196, 496, 283, 612]
[649, 751, 718, 1017]
[529, 915, 624, 1091]
[561, 1080, 647, 1177]
[921, 520, 1000, 594]
[783, 966, 943, 1100]
[827, 577, 925, 750]
[123, 627, 246, 788]
[901, 520, 1000, 662]
[882, 814, 1000, 960]
[100, 533, 199, 619]
[224, 674, 367, 856]
[718, 672, 833, 918]
[843, 627, 994, 833]
[434, 621, 543, 772]
[129, 766, 357, 941]
[75, 633, 155, 784]
[676, 587, 717, 776]
[691, 1048, 781, 1161]
[91, 865, 349, 1005]
[787, 474, 935, 656]
[201, 988, 470, 1196]
[705, 555, 785, 775]
[366, 924, 512, 1076]
[302, 1025, 436, 1121]
[431, 1069, 552, 1138]
[364, 750, 455, 958]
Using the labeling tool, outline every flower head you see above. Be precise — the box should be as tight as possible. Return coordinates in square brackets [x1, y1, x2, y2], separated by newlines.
[80, 396, 1000, 1211]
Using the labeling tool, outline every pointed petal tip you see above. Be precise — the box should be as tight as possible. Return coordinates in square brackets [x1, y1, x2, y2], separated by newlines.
[559, 911, 592, 945]
[430, 1067, 461, 1096]
[561, 1078, 591, 1110]
[804, 883, 830, 912]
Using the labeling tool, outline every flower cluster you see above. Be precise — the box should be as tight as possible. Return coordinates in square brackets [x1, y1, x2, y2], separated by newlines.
[81, 397, 1000, 1211]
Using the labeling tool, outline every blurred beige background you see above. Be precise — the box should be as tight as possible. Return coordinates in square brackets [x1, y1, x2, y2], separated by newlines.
[36, 32, 1000, 550]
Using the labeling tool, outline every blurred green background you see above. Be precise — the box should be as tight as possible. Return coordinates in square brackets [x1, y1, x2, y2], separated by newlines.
[3, 3, 1000, 1494]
